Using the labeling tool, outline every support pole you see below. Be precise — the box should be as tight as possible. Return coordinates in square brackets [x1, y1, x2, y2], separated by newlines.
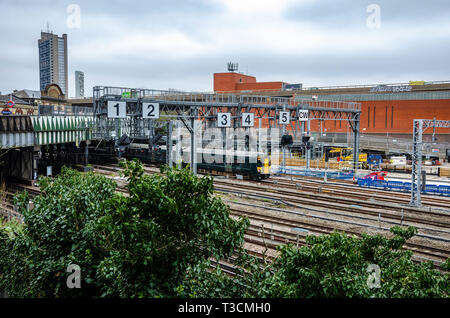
[410, 119, 423, 206]
[176, 121, 182, 169]
[306, 119, 311, 170]
[353, 113, 360, 172]
[282, 104, 286, 174]
[166, 121, 173, 168]
[191, 117, 197, 175]
[32, 146, 40, 185]
[85, 142, 89, 167]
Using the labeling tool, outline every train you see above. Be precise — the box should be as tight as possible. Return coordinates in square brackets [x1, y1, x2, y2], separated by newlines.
[115, 135, 272, 180]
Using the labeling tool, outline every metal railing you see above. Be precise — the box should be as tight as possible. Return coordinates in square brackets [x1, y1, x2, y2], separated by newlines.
[301, 80, 450, 91]
[311, 133, 450, 157]
[295, 91, 450, 101]
[38, 105, 93, 116]
[93, 86, 361, 110]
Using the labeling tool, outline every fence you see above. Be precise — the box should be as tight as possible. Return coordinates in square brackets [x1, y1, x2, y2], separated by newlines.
[357, 178, 450, 196]
[38, 105, 93, 116]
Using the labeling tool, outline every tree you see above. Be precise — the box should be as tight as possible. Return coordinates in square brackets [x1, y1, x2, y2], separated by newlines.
[95, 160, 248, 297]
[1, 160, 448, 298]
[0, 167, 117, 297]
[0, 160, 248, 297]
[180, 227, 449, 298]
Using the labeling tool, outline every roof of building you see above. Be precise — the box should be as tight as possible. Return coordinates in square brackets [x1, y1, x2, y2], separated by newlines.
[12, 89, 41, 99]
[0, 94, 32, 105]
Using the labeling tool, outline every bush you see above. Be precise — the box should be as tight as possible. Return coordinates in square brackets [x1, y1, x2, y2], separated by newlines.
[181, 227, 449, 298]
[0, 160, 248, 297]
[1, 160, 447, 298]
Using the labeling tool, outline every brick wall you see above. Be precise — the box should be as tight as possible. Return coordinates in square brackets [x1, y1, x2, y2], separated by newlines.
[316, 99, 450, 135]
[214, 72, 283, 92]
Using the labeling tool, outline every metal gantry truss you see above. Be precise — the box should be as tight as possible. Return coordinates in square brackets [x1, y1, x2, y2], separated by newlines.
[410, 119, 450, 206]
[93, 86, 362, 173]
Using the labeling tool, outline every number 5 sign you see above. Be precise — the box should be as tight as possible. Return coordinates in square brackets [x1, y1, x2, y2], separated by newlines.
[143, 103, 160, 119]
[279, 111, 290, 125]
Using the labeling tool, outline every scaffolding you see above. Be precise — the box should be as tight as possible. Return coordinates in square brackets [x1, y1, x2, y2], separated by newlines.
[92, 86, 362, 173]
[410, 119, 450, 206]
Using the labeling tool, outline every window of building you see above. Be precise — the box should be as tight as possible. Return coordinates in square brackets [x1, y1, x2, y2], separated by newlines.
[373, 106, 376, 128]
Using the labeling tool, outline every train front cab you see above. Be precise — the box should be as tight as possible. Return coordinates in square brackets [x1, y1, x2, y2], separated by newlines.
[257, 155, 271, 180]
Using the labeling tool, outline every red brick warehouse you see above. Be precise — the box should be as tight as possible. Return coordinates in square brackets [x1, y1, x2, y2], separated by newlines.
[213, 71, 450, 142]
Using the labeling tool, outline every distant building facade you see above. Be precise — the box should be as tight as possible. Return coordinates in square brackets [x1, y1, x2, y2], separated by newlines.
[75, 71, 84, 98]
[214, 72, 286, 93]
[38, 32, 68, 97]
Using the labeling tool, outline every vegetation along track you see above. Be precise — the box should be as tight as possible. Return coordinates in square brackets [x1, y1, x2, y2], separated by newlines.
[3, 163, 448, 270]
[92, 163, 450, 265]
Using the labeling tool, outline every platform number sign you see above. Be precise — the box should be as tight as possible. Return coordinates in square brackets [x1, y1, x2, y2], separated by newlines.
[279, 111, 290, 125]
[142, 103, 160, 119]
[217, 113, 231, 127]
[242, 113, 254, 127]
[107, 101, 126, 118]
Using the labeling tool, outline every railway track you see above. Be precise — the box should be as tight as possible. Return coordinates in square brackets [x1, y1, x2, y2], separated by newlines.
[86, 164, 450, 267]
[93, 163, 450, 229]
[228, 207, 449, 266]
[267, 175, 450, 209]
[3, 163, 448, 270]
[213, 180, 450, 230]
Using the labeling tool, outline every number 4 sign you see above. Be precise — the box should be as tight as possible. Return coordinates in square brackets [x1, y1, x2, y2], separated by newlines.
[242, 113, 254, 127]
[142, 103, 160, 119]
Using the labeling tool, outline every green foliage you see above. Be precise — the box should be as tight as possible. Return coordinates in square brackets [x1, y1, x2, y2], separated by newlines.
[0, 167, 116, 297]
[179, 227, 449, 298]
[0, 160, 247, 297]
[95, 160, 248, 297]
[0, 160, 448, 298]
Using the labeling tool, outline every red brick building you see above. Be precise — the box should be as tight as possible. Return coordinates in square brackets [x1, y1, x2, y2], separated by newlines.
[213, 72, 285, 93]
[213, 73, 450, 141]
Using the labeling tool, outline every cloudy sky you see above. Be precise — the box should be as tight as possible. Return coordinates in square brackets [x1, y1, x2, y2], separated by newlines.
[1, 0, 449, 97]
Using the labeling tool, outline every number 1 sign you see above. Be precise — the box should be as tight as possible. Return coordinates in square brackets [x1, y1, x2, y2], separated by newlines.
[107, 101, 126, 118]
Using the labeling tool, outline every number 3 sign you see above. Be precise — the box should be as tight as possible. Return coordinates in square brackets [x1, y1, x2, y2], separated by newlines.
[217, 113, 231, 127]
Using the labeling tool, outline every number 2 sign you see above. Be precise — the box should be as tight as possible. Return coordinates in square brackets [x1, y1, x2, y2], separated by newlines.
[142, 103, 160, 119]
